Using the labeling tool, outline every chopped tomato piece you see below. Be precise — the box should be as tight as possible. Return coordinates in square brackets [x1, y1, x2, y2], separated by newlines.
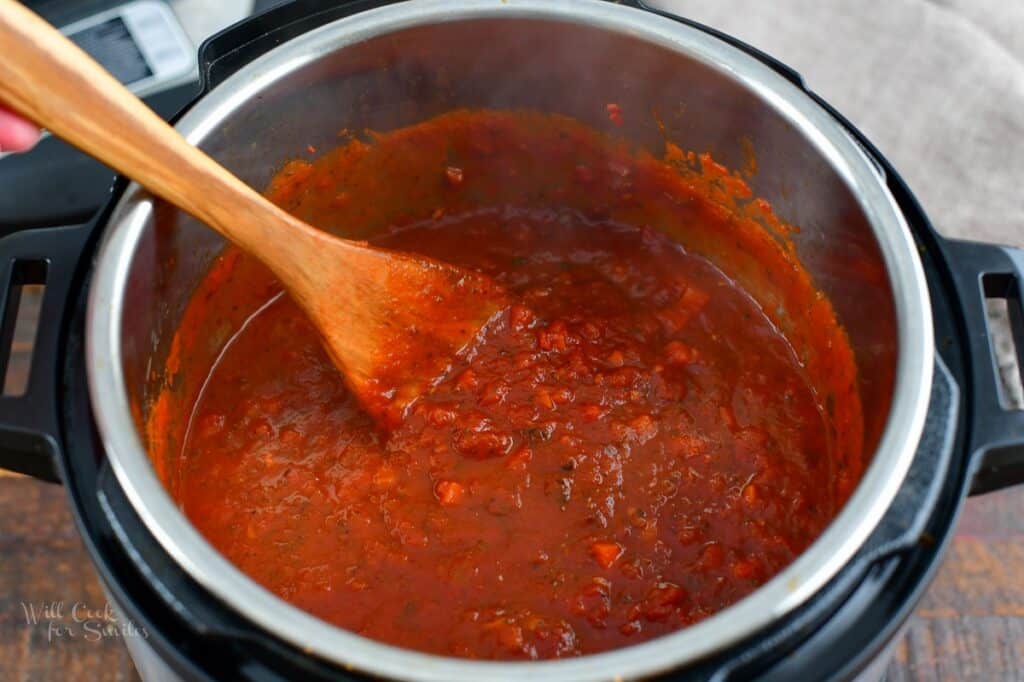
[664, 340, 698, 365]
[445, 165, 464, 186]
[590, 541, 624, 569]
[606, 103, 624, 126]
[435, 480, 466, 506]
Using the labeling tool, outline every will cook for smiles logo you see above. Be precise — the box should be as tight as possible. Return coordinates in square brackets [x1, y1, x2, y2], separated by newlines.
[20, 600, 149, 643]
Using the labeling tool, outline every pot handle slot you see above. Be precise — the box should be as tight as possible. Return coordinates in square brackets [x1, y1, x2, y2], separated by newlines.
[197, 0, 389, 91]
[942, 238, 1024, 495]
[0, 224, 90, 482]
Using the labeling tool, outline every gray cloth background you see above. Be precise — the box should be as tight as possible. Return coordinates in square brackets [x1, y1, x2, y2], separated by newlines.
[654, 0, 1024, 405]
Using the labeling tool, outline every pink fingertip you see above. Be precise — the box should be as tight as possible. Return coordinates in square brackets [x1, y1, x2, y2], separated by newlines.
[0, 108, 41, 153]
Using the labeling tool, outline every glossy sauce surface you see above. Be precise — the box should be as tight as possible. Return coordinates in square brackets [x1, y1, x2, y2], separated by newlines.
[154, 110, 862, 659]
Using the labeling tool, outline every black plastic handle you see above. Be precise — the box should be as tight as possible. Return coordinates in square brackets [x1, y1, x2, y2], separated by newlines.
[0, 224, 91, 482]
[941, 238, 1024, 494]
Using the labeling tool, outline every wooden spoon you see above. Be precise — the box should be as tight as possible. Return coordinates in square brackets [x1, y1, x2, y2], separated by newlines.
[0, 0, 509, 426]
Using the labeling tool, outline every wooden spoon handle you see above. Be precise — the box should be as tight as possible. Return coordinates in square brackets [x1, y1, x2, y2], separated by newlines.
[0, 0, 314, 262]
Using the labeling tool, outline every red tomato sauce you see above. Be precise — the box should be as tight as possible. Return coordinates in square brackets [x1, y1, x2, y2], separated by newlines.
[149, 110, 862, 660]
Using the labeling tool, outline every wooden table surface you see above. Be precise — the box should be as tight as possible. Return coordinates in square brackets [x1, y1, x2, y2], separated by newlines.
[2, 298, 1023, 681]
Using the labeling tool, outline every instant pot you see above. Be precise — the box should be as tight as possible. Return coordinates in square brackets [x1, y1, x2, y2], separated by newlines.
[1, 0, 1023, 679]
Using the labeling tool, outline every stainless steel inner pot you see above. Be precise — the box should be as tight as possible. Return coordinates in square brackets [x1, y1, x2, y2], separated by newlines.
[85, 1, 934, 679]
